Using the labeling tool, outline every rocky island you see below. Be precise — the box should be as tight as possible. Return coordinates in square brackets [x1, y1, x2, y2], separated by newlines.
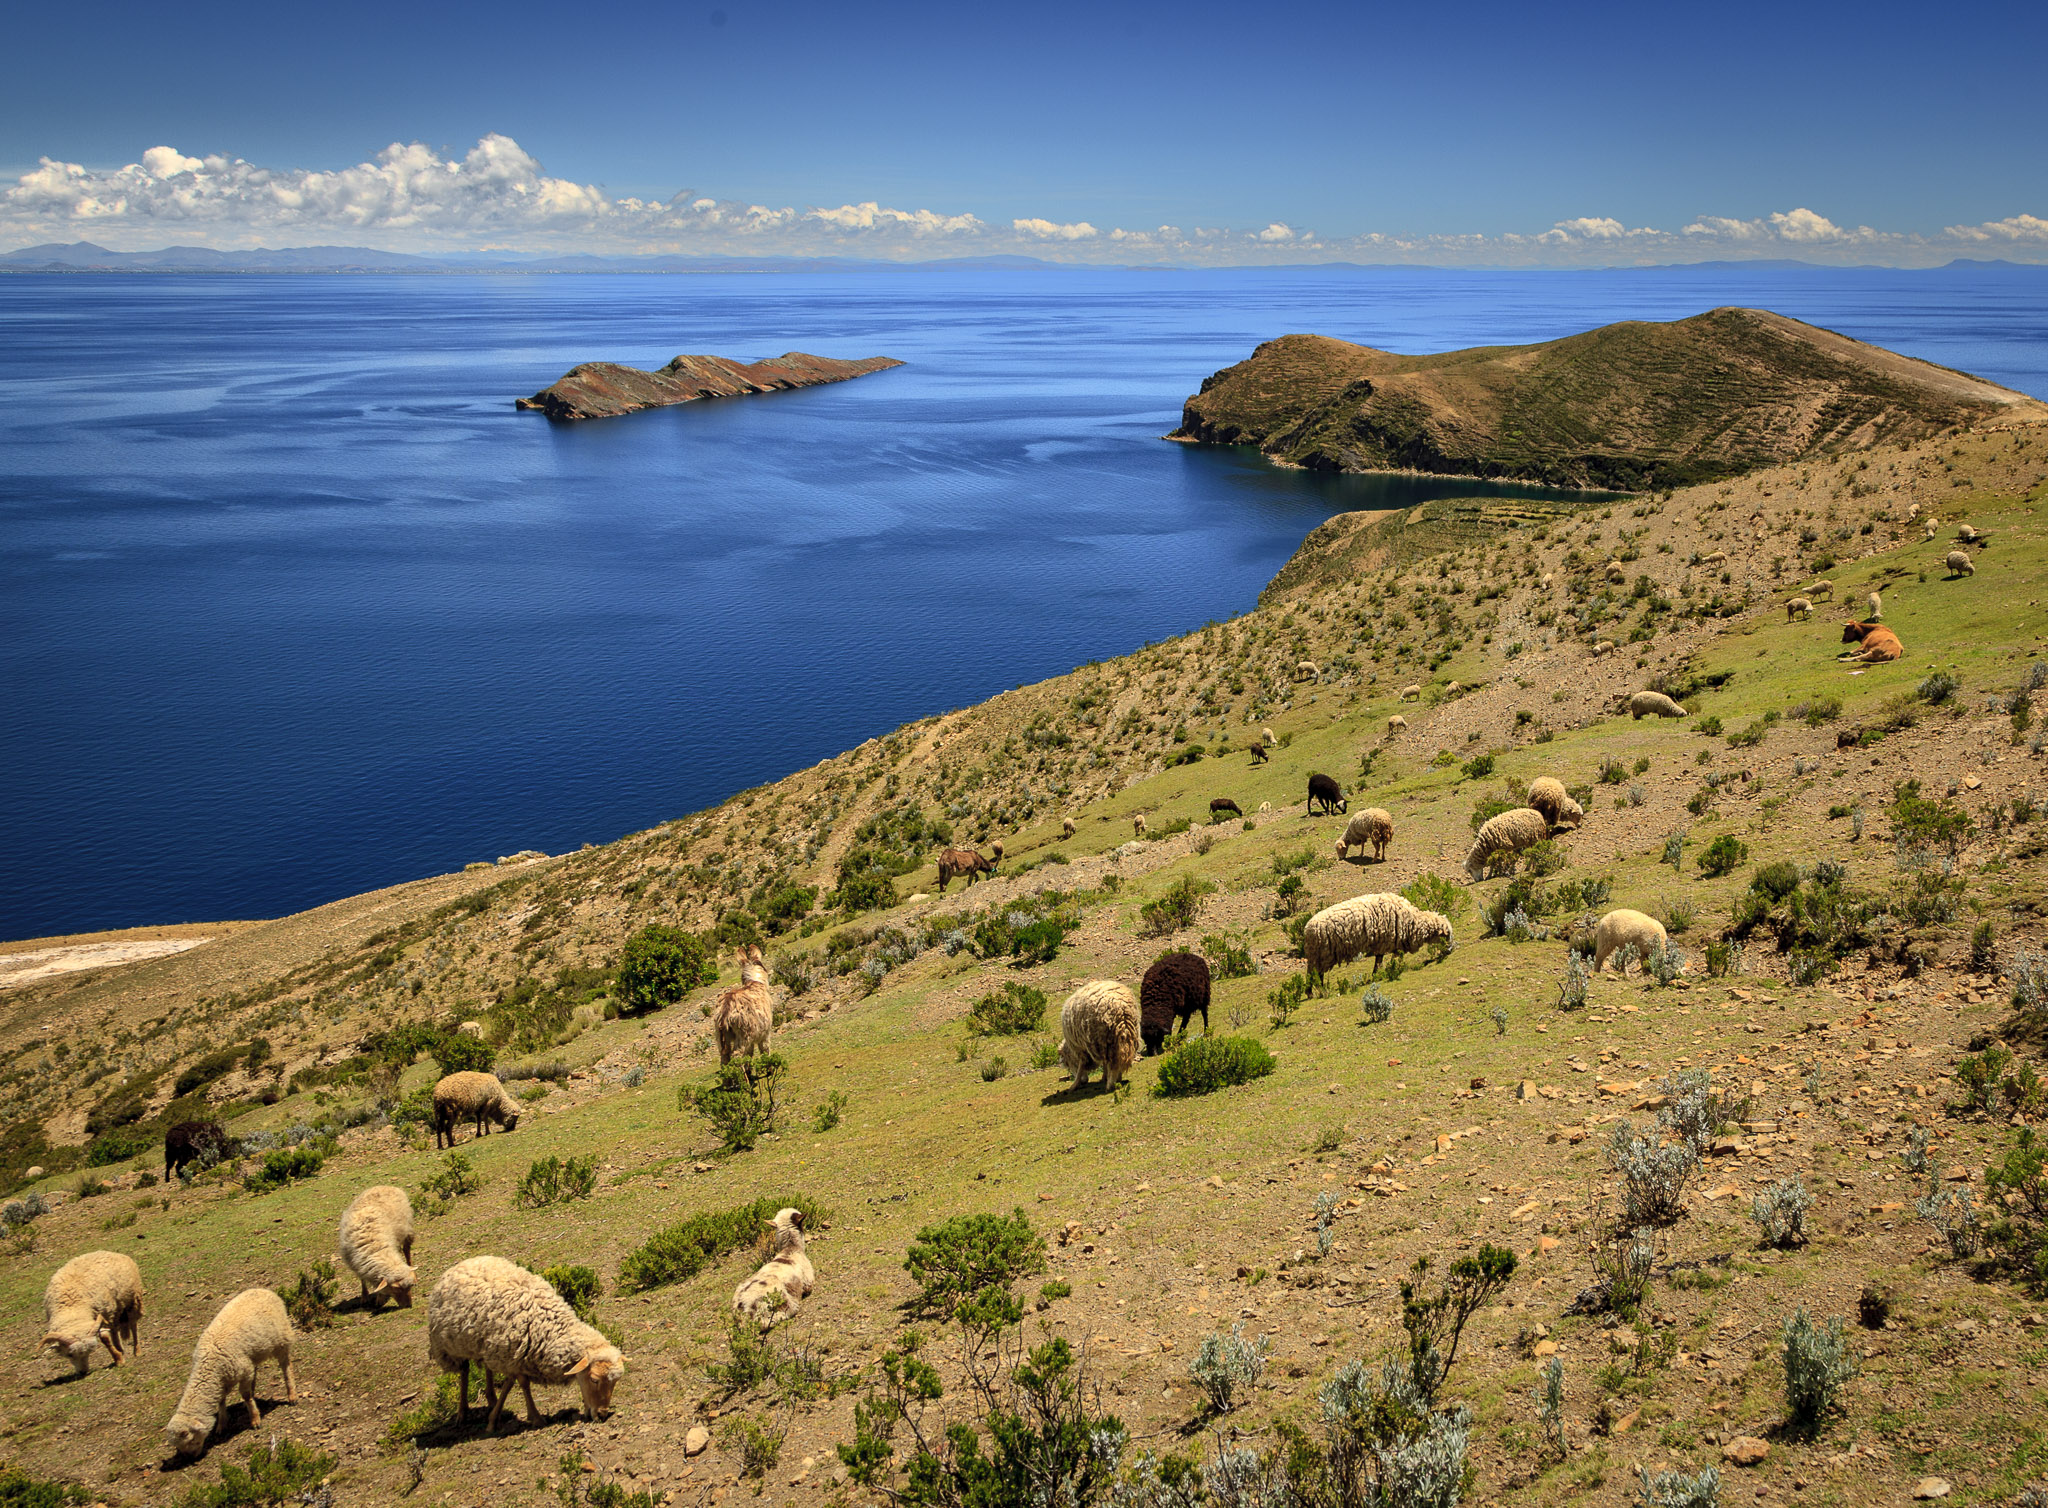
[517, 350, 903, 421]
[1172, 306, 2047, 489]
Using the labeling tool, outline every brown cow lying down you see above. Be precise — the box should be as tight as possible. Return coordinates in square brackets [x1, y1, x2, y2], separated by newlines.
[1839, 621, 1904, 663]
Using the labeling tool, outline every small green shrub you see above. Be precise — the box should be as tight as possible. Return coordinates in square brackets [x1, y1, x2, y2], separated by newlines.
[170, 1439, 338, 1508]
[1781, 1307, 1854, 1433]
[1268, 971, 1311, 1025]
[430, 1033, 494, 1077]
[1693, 715, 1723, 737]
[1141, 876, 1216, 936]
[85, 1125, 152, 1167]
[965, 983, 1047, 1036]
[1154, 1036, 1276, 1097]
[615, 924, 718, 1015]
[1200, 930, 1256, 979]
[516, 1154, 598, 1208]
[418, 1151, 484, 1211]
[553, 1452, 662, 1508]
[812, 1090, 849, 1133]
[542, 1263, 602, 1321]
[243, 1147, 322, 1194]
[382, 1372, 461, 1451]
[684, 1053, 788, 1153]
[280, 1258, 339, 1329]
[722, 1414, 787, 1480]
[1697, 834, 1749, 877]
[904, 1209, 1046, 1318]
[618, 1195, 828, 1292]
[1461, 753, 1495, 781]
[0, 1465, 90, 1506]
[1399, 872, 1467, 918]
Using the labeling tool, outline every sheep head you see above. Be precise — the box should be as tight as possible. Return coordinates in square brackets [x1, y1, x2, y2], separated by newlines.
[569, 1346, 627, 1418]
[164, 1412, 212, 1458]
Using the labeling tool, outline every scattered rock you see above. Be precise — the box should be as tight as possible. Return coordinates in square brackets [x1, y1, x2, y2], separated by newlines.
[1722, 1437, 1771, 1467]
[1914, 1479, 1951, 1500]
[686, 1427, 710, 1457]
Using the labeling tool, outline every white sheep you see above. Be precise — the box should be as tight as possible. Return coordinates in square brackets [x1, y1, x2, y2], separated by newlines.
[733, 1207, 814, 1330]
[1399, 684, 1421, 702]
[1062, 817, 1076, 839]
[164, 1289, 297, 1457]
[427, 1255, 626, 1431]
[1808, 578, 1834, 601]
[1463, 807, 1551, 880]
[1592, 909, 1670, 974]
[1958, 523, 1981, 543]
[1784, 597, 1812, 621]
[1058, 981, 1141, 1090]
[1302, 893, 1452, 980]
[1335, 808, 1395, 863]
[1261, 726, 1278, 746]
[1387, 714, 1407, 733]
[1925, 522, 1939, 540]
[1627, 690, 1688, 720]
[1591, 639, 1617, 658]
[1294, 660, 1320, 682]
[1946, 550, 1975, 578]
[41, 1251, 142, 1377]
[1526, 777, 1570, 829]
[1703, 550, 1728, 566]
[1132, 813, 1148, 838]
[456, 1020, 486, 1040]
[1866, 590, 1883, 620]
[337, 1185, 416, 1310]
[1445, 681, 1461, 695]
[432, 1071, 522, 1148]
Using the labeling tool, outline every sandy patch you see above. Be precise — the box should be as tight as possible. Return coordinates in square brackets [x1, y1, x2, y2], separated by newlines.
[0, 937, 212, 990]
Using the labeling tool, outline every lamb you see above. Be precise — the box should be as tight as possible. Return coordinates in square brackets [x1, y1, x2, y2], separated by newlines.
[1387, 714, 1407, 733]
[1294, 660, 1320, 682]
[427, 1255, 625, 1430]
[733, 1208, 814, 1330]
[1463, 807, 1551, 880]
[336, 1185, 416, 1310]
[432, 1070, 523, 1148]
[41, 1251, 142, 1377]
[1057, 980, 1141, 1090]
[1306, 773, 1347, 816]
[1209, 797, 1242, 823]
[1628, 690, 1688, 720]
[163, 1289, 297, 1457]
[1526, 777, 1570, 829]
[1784, 597, 1812, 621]
[1302, 893, 1453, 982]
[1591, 639, 1616, 658]
[1335, 808, 1394, 863]
[1808, 578, 1834, 601]
[1839, 621, 1904, 663]
[1132, 813, 1148, 838]
[935, 847, 993, 891]
[1399, 684, 1421, 702]
[1866, 590, 1883, 620]
[1592, 909, 1670, 974]
[713, 946, 773, 1064]
[1946, 549, 1976, 578]
[164, 1118, 233, 1181]
[1061, 817, 1076, 839]
[1138, 953, 1211, 1055]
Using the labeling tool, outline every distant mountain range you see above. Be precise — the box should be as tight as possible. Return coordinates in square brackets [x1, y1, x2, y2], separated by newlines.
[3, 242, 2044, 276]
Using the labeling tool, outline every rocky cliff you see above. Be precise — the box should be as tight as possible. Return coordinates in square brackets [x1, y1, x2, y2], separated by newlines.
[517, 350, 903, 421]
[1171, 307, 2048, 489]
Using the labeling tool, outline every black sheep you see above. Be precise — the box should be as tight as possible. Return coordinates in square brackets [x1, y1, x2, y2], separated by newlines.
[1140, 952, 1212, 1055]
[1306, 772, 1347, 816]
[164, 1118, 234, 1181]
[1209, 797, 1242, 823]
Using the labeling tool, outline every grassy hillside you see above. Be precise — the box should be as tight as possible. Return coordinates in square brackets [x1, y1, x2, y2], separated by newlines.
[1171, 310, 2048, 489]
[3, 424, 2048, 1506]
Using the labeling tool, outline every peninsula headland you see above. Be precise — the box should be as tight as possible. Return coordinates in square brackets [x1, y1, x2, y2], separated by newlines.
[516, 350, 903, 420]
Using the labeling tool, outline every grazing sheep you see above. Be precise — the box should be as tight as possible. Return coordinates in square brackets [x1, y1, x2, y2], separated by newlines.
[1628, 690, 1688, 720]
[1058, 980, 1141, 1089]
[1387, 714, 1407, 733]
[733, 1208, 814, 1330]
[1445, 681, 1462, 696]
[1062, 817, 1076, 840]
[1294, 660, 1320, 682]
[989, 839, 1004, 863]
[1703, 550, 1728, 567]
[432, 1071, 523, 1149]
[1808, 578, 1834, 601]
[1958, 523, 1981, 543]
[1335, 808, 1394, 863]
[1866, 590, 1883, 620]
[1303, 894, 1453, 981]
[457, 1021, 486, 1040]
[337, 1186, 416, 1311]
[1257, 802, 1271, 813]
[1399, 684, 1421, 702]
[1784, 597, 1812, 621]
[1556, 796, 1585, 830]
[1540, 572, 1555, 590]
[1925, 521, 1940, 540]
[1132, 813, 1149, 838]
[1839, 621, 1905, 663]
[1946, 550, 1976, 578]
[41, 1251, 142, 1377]
[1527, 777, 1570, 828]
[1209, 797, 1242, 823]
[1463, 807, 1551, 880]
[714, 946, 773, 1064]
[428, 1256, 625, 1431]
[1249, 742, 1270, 765]
[935, 847, 994, 891]
[1306, 773, 1348, 816]
[1592, 909, 1670, 974]
[163, 1289, 296, 1457]
[1591, 639, 1616, 658]
[164, 1119, 233, 1181]
[1139, 953, 1212, 1055]
[1261, 726, 1278, 746]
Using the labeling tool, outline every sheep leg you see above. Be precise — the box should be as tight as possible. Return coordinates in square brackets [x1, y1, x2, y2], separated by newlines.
[521, 1377, 543, 1427]
[282, 1352, 298, 1403]
[486, 1372, 511, 1432]
[455, 1360, 471, 1423]
[244, 1379, 262, 1428]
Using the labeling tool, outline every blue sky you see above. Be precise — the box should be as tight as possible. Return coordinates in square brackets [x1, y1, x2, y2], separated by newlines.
[3, 0, 2044, 264]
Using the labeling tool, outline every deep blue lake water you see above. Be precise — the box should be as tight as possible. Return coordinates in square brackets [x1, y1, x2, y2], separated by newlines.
[4, 263, 2046, 939]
